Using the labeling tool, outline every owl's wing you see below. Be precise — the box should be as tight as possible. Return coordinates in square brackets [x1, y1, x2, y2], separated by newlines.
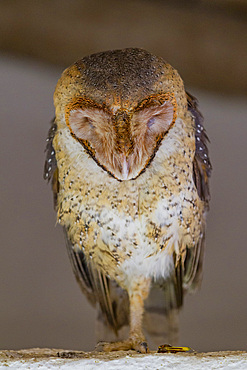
[44, 119, 59, 207]
[183, 91, 211, 291]
[44, 120, 129, 333]
[187, 91, 212, 204]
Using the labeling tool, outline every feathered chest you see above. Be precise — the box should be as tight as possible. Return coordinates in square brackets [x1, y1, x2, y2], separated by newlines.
[54, 142, 205, 282]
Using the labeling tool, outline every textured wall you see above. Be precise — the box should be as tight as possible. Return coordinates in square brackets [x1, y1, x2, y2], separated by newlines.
[0, 0, 246, 95]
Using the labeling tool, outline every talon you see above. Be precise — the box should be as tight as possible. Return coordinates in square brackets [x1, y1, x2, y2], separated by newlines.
[95, 338, 149, 353]
[139, 341, 149, 353]
[95, 341, 108, 352]
[57, 351, 77, 358]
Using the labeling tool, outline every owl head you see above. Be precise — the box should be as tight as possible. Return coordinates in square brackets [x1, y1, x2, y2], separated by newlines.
[54, 48, 188, 181]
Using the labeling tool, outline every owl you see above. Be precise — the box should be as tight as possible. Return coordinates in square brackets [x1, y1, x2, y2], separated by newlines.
[44, 48, 211, 353]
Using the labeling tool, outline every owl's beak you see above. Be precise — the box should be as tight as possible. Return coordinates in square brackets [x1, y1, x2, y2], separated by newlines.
[120, 154, 130, 180]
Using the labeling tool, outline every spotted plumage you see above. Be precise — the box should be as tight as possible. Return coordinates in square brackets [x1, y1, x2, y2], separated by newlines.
[44, 48, 211, 352]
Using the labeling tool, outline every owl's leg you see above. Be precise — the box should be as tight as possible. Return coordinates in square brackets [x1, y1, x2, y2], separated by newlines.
[102, 277, 151, 353]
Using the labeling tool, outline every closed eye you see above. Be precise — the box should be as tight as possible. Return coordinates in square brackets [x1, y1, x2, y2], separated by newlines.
[84, 116, 95, 129]
[66, 107, 113, 142]
[147, 117, 156, 127]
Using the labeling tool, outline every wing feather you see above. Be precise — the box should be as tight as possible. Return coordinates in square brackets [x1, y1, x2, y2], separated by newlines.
[44, 119, 59, 207]
[184, 91, 211, 291]
[64, 232, 129, 332]
[187, 91, 212, 203]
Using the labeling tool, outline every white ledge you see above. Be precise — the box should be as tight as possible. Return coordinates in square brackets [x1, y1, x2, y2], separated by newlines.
[1, 348, 247, 369]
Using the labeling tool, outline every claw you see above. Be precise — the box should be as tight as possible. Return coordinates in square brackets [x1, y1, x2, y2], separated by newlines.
[95, 339, 149, 353]
[138, 341, 149, 353]
[95, 341, 108, 352]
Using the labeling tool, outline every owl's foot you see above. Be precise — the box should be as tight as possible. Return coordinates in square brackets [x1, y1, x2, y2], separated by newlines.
[96, 339, 149, 353]
[95, 279, 151, 354]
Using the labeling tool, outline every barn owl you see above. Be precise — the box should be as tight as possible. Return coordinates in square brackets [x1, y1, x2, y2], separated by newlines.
[44, 48, 211, 353]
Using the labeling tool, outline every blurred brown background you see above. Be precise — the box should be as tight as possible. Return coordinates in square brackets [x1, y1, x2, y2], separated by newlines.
[0, 0, 246, 352]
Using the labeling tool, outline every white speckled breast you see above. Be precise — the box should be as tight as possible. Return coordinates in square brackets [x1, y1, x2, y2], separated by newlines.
[53, 116, 205, 289]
